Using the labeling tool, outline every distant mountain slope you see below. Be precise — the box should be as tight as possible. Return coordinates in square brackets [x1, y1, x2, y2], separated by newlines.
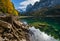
[22, 0, 60, 16]
[26, 0, 60, 12]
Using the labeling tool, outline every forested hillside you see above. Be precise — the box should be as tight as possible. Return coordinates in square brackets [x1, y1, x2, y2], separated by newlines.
[0, 0, 18, 16]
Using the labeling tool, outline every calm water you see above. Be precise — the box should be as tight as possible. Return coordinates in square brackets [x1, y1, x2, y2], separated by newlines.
[20, 17, 60, 41]
[29, 27, 59, 41]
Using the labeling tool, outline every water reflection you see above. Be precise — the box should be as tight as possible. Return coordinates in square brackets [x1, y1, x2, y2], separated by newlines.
[20, 18, 60, 41]
[29, 27, 59, 41]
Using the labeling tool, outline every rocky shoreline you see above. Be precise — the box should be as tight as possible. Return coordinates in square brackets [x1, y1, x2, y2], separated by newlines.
[0, 16, 30, 41]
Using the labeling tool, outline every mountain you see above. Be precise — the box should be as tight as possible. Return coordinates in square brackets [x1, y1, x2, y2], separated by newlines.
[22, 0, 60, 16]
[26, 4, 33, 12]
[0, 0, 18, 16]
[26, 0, 60, 12]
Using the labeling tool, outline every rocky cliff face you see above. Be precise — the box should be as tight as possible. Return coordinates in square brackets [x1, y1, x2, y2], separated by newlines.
[24, 0, 60, 16]
[26, 0, 60, 12]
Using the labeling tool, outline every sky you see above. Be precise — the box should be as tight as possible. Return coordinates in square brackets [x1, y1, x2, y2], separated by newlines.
[11, 0, 40, 11]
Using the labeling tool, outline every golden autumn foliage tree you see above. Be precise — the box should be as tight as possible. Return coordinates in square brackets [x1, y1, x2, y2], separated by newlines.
[0, 0, 18, 16]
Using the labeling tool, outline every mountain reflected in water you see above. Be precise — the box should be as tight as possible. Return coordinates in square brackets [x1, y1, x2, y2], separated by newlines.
[29, 27, 59, 41]
[20, 17, 60, 41]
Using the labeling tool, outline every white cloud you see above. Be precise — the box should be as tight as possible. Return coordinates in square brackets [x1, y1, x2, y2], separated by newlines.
[18, 0, 40, 11]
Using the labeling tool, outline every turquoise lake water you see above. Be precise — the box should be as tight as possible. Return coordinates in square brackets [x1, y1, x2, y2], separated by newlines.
[20, 17, 60, 41]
